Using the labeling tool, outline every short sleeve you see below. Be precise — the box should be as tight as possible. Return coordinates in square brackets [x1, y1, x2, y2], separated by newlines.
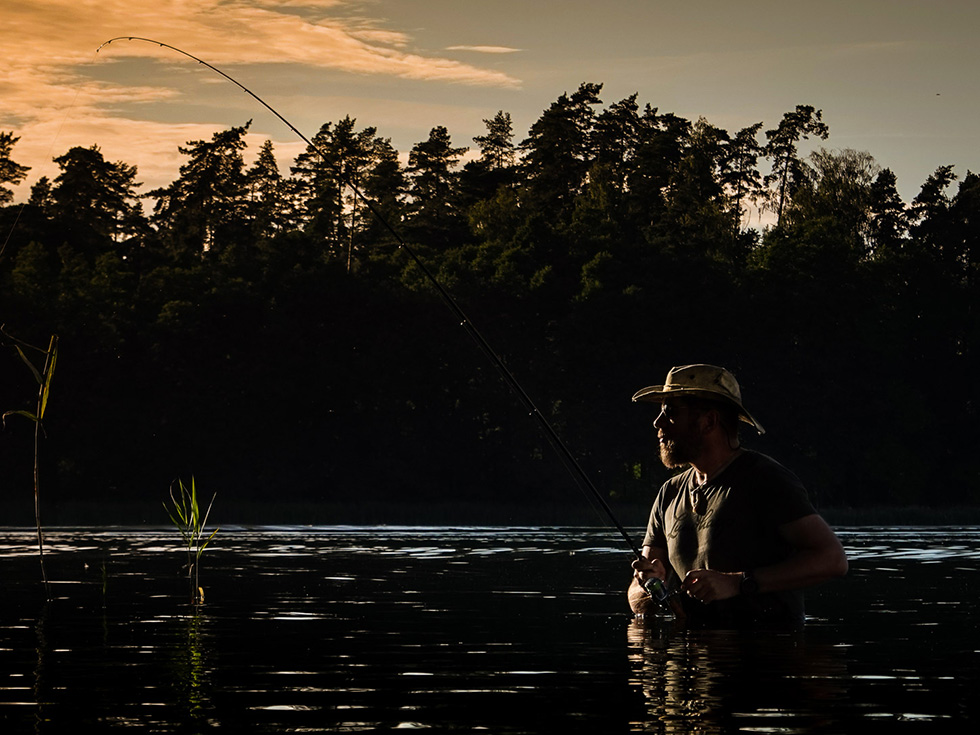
[641, 476, 685, 549]
[752, 454, 816, 526]
[642, 494, 667, 549]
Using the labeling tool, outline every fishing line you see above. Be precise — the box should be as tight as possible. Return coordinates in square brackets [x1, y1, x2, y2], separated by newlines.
[96, 37, 645, 559]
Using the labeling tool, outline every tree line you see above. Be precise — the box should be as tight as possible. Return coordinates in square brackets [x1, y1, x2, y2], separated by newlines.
[1, 84, 977, 522]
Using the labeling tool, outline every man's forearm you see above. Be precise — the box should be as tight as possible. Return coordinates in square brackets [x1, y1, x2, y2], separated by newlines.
[760, 514, 848, 592]
[754, 545, 849, 593]
[628, 577, 659, 616]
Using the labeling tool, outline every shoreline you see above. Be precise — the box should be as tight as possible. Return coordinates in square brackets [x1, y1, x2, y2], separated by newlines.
[3, 501, 980, 528]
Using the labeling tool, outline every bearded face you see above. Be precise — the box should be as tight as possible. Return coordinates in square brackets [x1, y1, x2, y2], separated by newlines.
[656, 401, 706, 468]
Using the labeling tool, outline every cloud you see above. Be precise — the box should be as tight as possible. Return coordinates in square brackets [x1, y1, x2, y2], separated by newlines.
[90, 3, 521, 85]
[446, 46, 522, 54]
[0, 0, 522, 199]
[349, 28, 413, 48]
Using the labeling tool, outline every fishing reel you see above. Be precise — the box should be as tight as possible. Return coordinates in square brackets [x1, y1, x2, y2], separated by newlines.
[642, 576, 671, 604]
[642, 576, 686, 618]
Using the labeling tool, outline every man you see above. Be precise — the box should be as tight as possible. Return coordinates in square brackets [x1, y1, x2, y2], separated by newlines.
[628, 364, 848, 628]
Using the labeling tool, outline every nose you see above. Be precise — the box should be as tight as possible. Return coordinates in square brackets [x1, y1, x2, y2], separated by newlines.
[653, 406, 668, 430]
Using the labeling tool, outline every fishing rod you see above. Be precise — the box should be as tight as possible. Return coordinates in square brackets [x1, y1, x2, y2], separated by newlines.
[96, 37, 648, 562]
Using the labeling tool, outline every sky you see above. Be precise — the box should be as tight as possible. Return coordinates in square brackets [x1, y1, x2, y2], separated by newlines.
[2, 0, 979, 209]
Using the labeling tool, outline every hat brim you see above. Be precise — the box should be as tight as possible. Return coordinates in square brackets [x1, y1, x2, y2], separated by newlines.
[632, 385, 765, 435]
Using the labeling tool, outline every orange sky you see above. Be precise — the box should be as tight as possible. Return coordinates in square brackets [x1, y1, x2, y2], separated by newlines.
[2, 0, 978, 205]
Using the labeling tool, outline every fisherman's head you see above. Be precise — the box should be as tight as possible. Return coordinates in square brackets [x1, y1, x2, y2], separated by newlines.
[631, 364, 764, 435]
[633, 365, 763, 465]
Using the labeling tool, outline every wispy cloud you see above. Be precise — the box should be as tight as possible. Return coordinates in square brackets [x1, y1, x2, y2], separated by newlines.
[0, 0, 522, 198]
[446, 46, 522, 54]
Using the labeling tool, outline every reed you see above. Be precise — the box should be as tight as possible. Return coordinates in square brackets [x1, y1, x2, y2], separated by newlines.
[2, 326, 58, 598]
[164, 477, 218, 604]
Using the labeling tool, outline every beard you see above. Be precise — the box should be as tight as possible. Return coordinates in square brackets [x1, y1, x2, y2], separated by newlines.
[658, 428, 703, 469]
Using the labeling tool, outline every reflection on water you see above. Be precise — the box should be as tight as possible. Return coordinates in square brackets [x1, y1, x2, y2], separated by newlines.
[170, 610, 212, 726]
[627, 622, 849, 733]
[1, 526, 978, 732]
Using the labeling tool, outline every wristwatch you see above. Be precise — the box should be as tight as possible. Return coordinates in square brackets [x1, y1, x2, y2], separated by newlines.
[739, 570, 759, 597]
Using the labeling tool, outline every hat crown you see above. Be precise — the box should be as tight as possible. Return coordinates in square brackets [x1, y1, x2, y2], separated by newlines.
[631, 363, 765, 434]
[665, 364, 742, 403]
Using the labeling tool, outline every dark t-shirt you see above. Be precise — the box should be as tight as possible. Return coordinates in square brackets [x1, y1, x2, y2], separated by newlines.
[642, 450, 816, 628]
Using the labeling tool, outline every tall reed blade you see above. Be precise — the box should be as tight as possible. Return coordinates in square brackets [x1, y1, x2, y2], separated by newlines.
[2, 326, 58, 598]
[164, 476, 218, 604]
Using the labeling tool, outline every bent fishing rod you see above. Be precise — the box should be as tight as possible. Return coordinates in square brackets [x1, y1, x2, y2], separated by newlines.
[96, 37, 647, 561]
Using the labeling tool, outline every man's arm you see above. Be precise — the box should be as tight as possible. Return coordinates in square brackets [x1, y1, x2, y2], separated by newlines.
[680, 514, 848, 602]
[758, 512, 849, 591]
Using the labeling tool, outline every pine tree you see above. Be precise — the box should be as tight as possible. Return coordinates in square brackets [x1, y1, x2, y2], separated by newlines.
[866, 168, 909, 259]
[626, 106, 691, 228]
[461, 111, 519, 207]
[291, 116, 383, 263]
[663, 117, 731, 248]
[1, 131, 31, 205]
[149, 123, 251, 260]
[358, 136, 408, 255]
[245, 139, 290, 239]
[590, 93, 642, 193]
[520, 83, 603, 220]
[49, 145, 145, 258]
[719, 122, 764, 237]
[764, 106, 830, 225]
[473, 111, 517, 171]
[406, 126, 467, 247]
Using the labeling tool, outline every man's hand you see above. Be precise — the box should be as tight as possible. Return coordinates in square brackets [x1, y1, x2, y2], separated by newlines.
[631, 555, 667, 586]
[681, 569, 742, 603]
[628, 547, 670, 615]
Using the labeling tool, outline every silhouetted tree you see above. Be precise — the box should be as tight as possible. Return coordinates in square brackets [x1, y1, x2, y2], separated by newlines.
[626, 107, 691, 231]
[911, 165, 958, 267]
[461, 111, 519, 207]
[0, 131, 30, 205]
[48, 145, 145, 258]
[719, 122, 764, 238]
[867, 168, 910, 258]
[591, 93, 642, 193]
[2, 91, 978, 514]
[245, 139, 290, 239]
[291, 116, 384, 266]
[665, 117, 731, 249]
[764, 105, 830, 225]
[474, 110, 517, 172]
[406, 126, 468, 248]
[520, 82, 603, 221]
[149, 123, 251, 261]
[787, 148, 880, 256]
[358, 136, 408, 258]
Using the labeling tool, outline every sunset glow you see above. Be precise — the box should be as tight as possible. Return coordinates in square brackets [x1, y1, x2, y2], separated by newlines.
[2, 0, 978, 200]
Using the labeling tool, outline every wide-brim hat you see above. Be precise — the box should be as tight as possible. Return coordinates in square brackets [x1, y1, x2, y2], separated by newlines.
[632, 364, 765, 434]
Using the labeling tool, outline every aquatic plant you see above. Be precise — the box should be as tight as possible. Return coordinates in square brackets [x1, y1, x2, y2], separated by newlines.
[1, 326, 58, 598]
[164, 477, 218, 604]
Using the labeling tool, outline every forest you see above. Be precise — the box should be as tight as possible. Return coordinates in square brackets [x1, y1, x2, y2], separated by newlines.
[1, 83, 977, 524]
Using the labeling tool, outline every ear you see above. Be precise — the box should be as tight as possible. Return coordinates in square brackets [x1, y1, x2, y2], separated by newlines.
[698, 407, 721, 434]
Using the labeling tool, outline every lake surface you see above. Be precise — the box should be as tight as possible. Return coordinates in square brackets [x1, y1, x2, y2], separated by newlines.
[1, 526, 978, 732]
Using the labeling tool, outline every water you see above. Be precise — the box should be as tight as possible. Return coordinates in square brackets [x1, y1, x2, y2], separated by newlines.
[1, 526, 978, 732]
